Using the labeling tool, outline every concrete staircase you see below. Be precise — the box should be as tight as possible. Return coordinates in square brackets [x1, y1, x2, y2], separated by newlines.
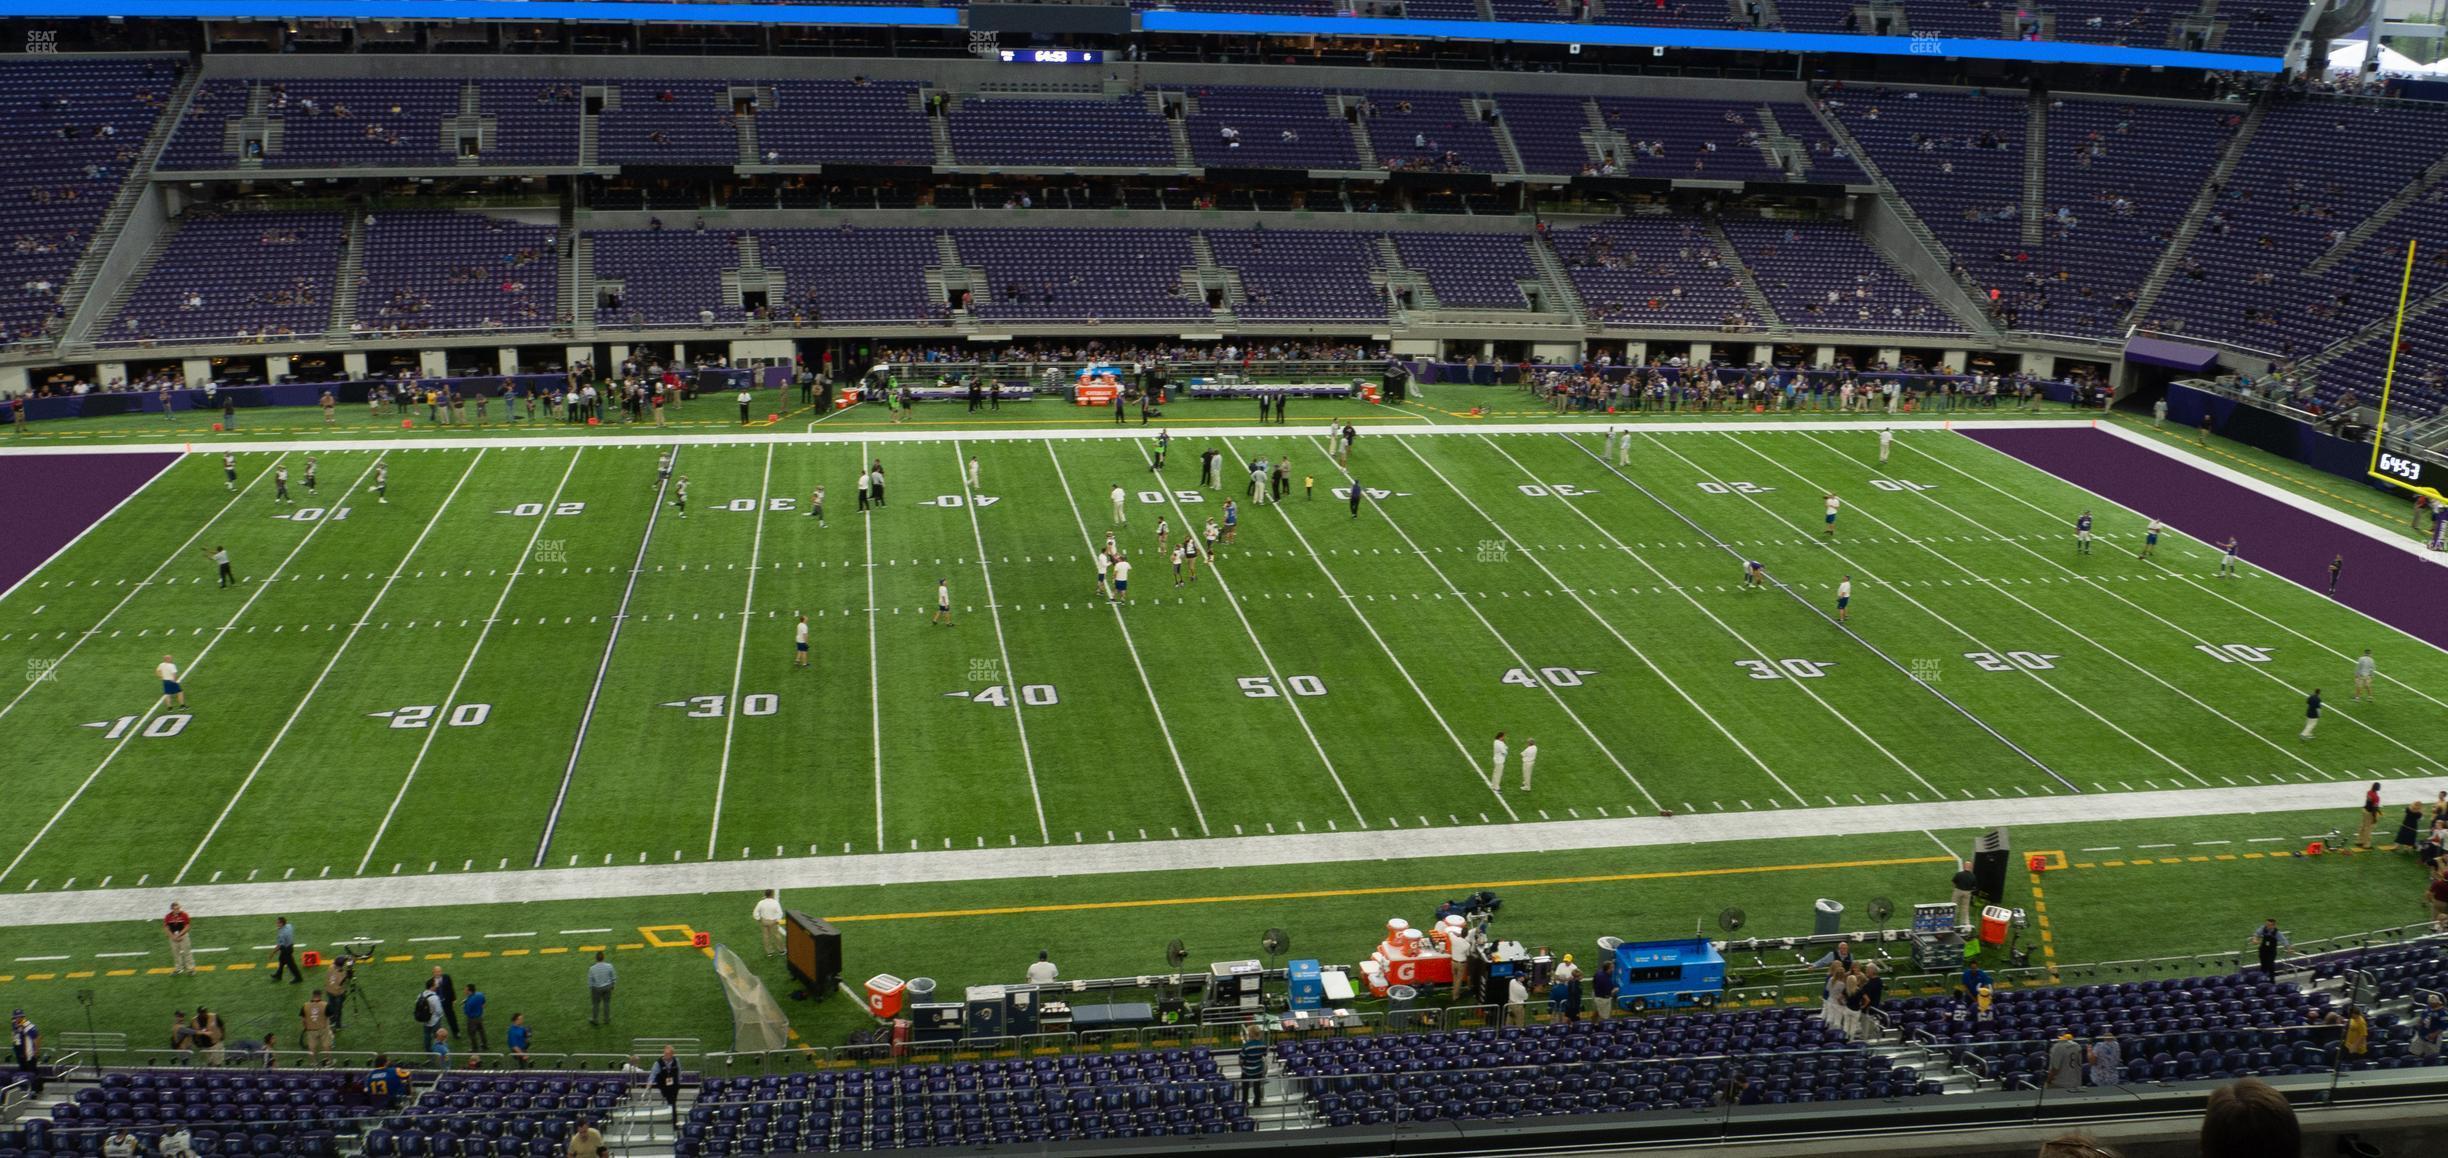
[1580, 99, 1628, 172]
[1752, 104, 1800, 180]
[1189, 233, 1241, 325]
[929, 100, 958, 167]
[2123, 95, 2267, 331]
[2021, 94, 2048, 247]
[327, 210, 365, 339]
[1704, 218, 1785, 330]
[1343, 95, 1378, 170]
[737, 110, 761, 166]
[1483, 98, 1529, 176]
[76, 222, 171, 349]
[1526, 234, 1588, 326]
[1373, 236, 1437, 318]
[53, 65, 198, 345]
[579, 88, 611, 168]
[562, 200, 588, 337]
[1154, 91, 1194, 168]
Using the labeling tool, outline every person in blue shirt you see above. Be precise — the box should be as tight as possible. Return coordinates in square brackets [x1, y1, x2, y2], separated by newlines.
[461, 985, 488, 1052]
[505, 1013, 532, 1069]
[2074, 511, 2094, 555]
[363, 1055, 412, 1105]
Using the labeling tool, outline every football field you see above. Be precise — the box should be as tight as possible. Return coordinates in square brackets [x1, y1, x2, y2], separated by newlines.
[3, 421, 2444, 901]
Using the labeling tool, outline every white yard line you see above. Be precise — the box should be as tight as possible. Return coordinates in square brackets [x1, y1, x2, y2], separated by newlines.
[1040, 441, 1209, 836]
[1, 776, 2426, 928]
[1217, 436, 1517, 822]
[1474, 434, 1931, 802]
[533, 445, 676, 867]
[0, 418, 2103, 459]
[0, 453, 285, 724]
[0, 452, 180, 605]
[1641, 432, 2203, 787]
[1747, 433, 2339, 774]
[1914, 433, 2448, 713]
[1135, 443, 1369, 829]
[861, 440, 885, 853]
[358, 448, 587, 875]
[175, 449, 488, 884]
[1848, 432, 2441, 763]
[951, 444, 1051, 845]
[707, 444, 777, 860]
[0, 453, 384, 889]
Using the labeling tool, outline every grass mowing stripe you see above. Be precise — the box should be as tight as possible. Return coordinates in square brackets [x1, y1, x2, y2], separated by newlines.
[1215, 437, 1517, 823]
[1564, 432, 2073, 794]
[1132, 441, 1369, 830]
[1390, 435, 1728, 813]
[0, 452, 382, 889]
[533, 443, 677, 868]
[1038, 440, 1208, 836]
[706, 444, 777, 859]
[1643, 431, 2195, 788]
[1477, 434, 1939, 802]
[0, 454, 287, 726]
[358, 447, 587, 875]
[1741, 433, 2339, 775]
[950, 444, 1051, 845]
[1912, 434, 2448, 715]
[1824, 432, 2438, 762]
[174, 449, 488, 884]
[0, 454, 179, 605]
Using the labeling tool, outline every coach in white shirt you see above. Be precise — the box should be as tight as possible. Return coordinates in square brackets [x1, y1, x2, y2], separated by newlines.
[753, 890, 785, 958]
[1026, 951, 1059, 985]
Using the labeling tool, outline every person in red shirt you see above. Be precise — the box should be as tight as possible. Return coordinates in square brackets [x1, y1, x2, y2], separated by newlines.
[163, 903, 195, 975]
[2357, 783, 2383, 850]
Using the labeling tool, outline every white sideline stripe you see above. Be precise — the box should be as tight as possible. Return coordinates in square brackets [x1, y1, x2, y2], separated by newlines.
[1769, 431, 2332, 774]
[1388, 436, 1688, 812]
[0, 418, 2103, 459]
[951, 445, 1051, 844]
[0, 777, 2430, 929]
[1039, 440, 1209, 836]
[174, 449, 488, 884]
[1136, 444, 1369, 829]
[1644, 433, 2205, 787]
[1219, 435, 1516, 823]
[1849, 432, 2438, 763]
[1476, 433, 1924, 802]
[360, 447, 587, 874]
[862, 439, 885, 854]
[533, 445, 676, 867]
[706, 445, 777, 859]
[1925, 432, 2448, 709]
[0, 453, 179, 606]
[0, 453, 383, 890]
[0, 452, 282, 725]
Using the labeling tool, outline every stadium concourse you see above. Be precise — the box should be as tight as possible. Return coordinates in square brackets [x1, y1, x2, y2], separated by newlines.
[12, 1, 2448, 1153]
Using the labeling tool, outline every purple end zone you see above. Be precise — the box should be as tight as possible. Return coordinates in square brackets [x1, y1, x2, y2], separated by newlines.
[1964, 427, 2448, 653]
[0, 452, 178, 597]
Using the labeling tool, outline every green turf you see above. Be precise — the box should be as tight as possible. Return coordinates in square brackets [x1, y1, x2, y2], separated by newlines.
[0, 807, 2428, 1065]
[3, 428, 2445, 892]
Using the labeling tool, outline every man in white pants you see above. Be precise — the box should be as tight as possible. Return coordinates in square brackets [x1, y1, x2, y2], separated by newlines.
[968, 456, 981, 491]
[1617, 431, 1630, 467]
[1518, 739, 1538, 791]
[1490, 731, 1508, 787]
[2300, 689, 2322, 740]
[2354, 650, 2376, 701]
[1110, 484, 1126, 525]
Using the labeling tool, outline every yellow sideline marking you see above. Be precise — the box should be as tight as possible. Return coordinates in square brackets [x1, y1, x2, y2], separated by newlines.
[816, 855, 1959, 924]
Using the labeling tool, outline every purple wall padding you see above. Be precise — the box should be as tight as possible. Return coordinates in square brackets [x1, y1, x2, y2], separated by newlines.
[0, 453, 178, 596]
[1965, 427, 2448, 651]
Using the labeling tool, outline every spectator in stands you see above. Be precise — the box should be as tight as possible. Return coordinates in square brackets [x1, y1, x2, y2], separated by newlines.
[567, 1118, 606, 1158]
[2199, 1077, 2298, 1158]
[2045, 1033, 2084, 1090]
[364, 1054, 412, 1107]
[651, 1045, 683, 1121]
[2411, 995, 2444, 1059]
[2087, 1031, 2122, 1087]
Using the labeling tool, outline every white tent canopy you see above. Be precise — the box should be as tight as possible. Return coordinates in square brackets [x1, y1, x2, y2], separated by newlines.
[2327, 38, 2448, 77]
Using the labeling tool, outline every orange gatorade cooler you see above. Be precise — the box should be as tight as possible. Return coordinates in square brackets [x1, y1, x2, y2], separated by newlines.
[1979, 905, 2013, 947]
[865, 974, 907, 1018]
